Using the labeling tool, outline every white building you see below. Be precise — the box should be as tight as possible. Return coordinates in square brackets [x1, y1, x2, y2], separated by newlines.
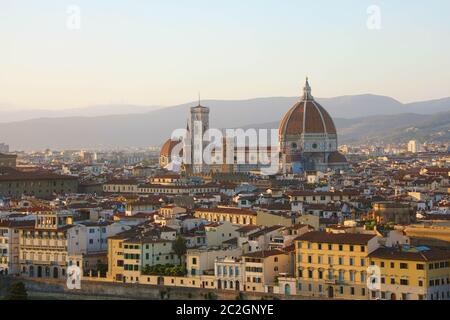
[186, 247, 242, 277]
[67, 221, 130, 255]
[215, 256, 245, 291]
[408, 140, 421, 153]
[205, 221, 240, 248]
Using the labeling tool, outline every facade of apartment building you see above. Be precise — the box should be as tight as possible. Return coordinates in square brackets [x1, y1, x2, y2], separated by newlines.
[295, 231, 379, 300]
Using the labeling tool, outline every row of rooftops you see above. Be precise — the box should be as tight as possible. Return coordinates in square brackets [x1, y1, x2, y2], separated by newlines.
[0, 167, 77, 182]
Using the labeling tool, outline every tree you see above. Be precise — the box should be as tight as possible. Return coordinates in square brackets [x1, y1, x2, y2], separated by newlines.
[172, 236, 187, 266]
[5, 282, 28, 300]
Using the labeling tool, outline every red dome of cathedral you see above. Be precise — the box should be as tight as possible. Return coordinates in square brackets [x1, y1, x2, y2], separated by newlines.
[328, 151, 348, 164]
[160, 139, 182, 158]
[279, 78, 337, 137]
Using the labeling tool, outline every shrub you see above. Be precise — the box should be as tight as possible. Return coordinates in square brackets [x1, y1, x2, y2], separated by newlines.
[5, 282, 28, 300]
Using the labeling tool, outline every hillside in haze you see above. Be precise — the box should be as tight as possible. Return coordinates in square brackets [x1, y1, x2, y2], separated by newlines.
[245, 112, 450, 145]
[0, 95, 449, 150]
[0, 104, 160, 123]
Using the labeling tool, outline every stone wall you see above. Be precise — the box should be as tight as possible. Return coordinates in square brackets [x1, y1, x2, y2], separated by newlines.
[1, 276, 322, 300]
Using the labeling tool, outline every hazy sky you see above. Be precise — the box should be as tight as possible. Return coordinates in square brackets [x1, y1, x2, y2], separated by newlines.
[1, 0, 449, 110]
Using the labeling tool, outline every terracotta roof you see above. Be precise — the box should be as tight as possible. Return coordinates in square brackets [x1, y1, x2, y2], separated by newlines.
[0, 153, 17, 159]
[287, 190, 359, 197]
[328, 151, 348, 164]
[249, 225, 284, 239]
[105, 179, 138, 185]
[160, 139, 183, 158]
[0, 167, 77, 181]
[279, 98, 337, 137]
[195, 207, 257, 216]
[243, 249, 288, 258]
[235, 225, 260, 233]
[0, 220, 35, 228]
[369, 247, 450, 262]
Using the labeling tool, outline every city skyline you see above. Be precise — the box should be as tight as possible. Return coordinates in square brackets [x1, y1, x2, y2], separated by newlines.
[1, 0, 450, 109]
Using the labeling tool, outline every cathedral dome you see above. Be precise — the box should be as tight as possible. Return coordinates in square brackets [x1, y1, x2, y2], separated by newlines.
[328, 151, 348, 164]
[160, 139, 182, 158]
[279, 78, 337, 138]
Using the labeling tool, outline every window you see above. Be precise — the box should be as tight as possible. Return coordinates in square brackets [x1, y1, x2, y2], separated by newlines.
[349, 271, 355, 282]
[381, 261, 385, 268]
[418, 280, 423, 287]
[416, 264, 424, 270]
[338, 257, 343, 265]
[338, 245, 343, 251]
[308, 256, 312, 263]
[390, 262, 395, 268]
[400, 263, 408, 269]
[192, 257, 197, 265]
[328, 244, 332, 250]
[349, 257, 354, 266]
[217, 266, 221, 275]
[308, 270, 313, 279]
[381, 277, 385, 284]
[400, 279, 409, 286]
[349, 246, 354, 252]
[318, 271, 323, 279]
[391, 278, 395, 285]
[350, 287, 355, 295]
[360, 246, 365, 252]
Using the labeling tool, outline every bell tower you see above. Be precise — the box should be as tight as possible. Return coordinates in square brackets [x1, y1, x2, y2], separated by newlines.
[184, 98, 210, 174]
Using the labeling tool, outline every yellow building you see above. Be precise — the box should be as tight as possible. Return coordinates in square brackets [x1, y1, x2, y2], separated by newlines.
[159, 205, 186, 218]
[194, 207, 257, 225]
[256, 210, 319, 230]
[107, 228, 178, 283]
[369, 246, 450, 300]
[287, 190, 358, 205]
[107, 229, 135, 282]
[295, 231, 379, 299]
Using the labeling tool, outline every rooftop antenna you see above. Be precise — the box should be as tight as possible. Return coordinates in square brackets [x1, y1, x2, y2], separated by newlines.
[198, 92, 201, 106]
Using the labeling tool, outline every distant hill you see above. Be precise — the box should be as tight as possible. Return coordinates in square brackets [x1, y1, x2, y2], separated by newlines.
[244, 112, 450, 145]
[0, 104, 160, 123]
[0, 95, 449, 150]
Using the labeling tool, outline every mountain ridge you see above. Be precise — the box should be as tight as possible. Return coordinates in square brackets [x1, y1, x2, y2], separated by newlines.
[0, 95, 449, 150]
